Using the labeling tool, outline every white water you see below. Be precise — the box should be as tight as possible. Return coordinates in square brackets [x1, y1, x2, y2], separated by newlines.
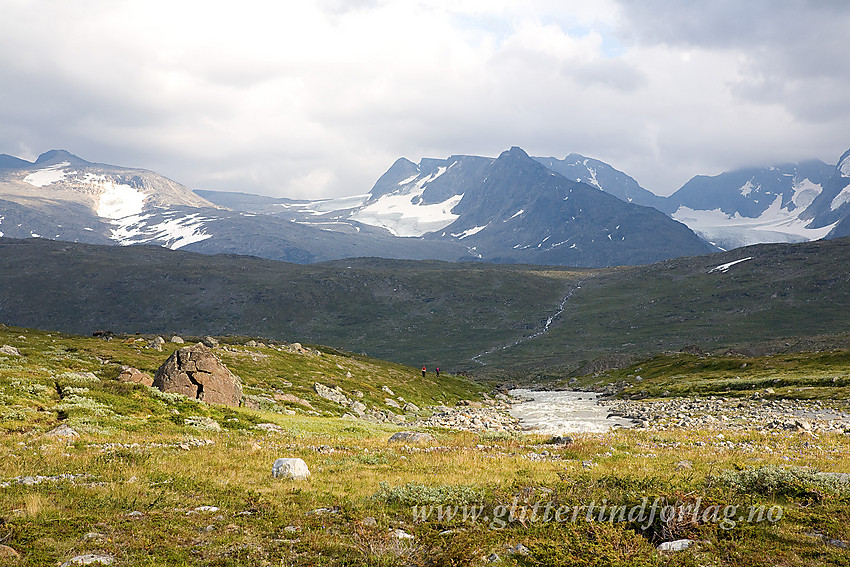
[509, 390, 634, 434]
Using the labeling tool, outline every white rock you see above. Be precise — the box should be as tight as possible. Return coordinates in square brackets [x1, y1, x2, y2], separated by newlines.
[272, 458, 311, 480]
[657, 539, 694, 552]
[60, 554, 115, 566]
[0, 345, 21, 356]
[390, 528, 413, 539]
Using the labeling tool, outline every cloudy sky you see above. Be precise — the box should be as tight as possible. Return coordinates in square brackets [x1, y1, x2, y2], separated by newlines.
[2, 0, 849, 199]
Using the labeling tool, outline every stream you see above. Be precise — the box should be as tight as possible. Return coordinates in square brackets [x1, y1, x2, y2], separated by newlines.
[509, 389, 635, 434]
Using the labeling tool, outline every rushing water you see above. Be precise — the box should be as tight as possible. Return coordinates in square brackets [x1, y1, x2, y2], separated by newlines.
[509, 389, 635, 434]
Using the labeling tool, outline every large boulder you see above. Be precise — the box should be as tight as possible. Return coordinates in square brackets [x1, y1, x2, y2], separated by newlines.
[153, 343, 242, 406]
[272, 458, 311, 480]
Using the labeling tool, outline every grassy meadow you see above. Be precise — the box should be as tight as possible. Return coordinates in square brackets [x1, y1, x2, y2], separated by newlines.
[0, 324, 849, 565]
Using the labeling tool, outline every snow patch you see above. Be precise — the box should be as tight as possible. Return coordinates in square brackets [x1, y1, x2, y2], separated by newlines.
[350, 182, 463, 237]
[791, 178, 822, 210]
[506, 209, 524, 221]
[672, 194, 839, 250]
[840, 156, 850, 177]
[709, 257, 753, 274]
[23, 162, 71, 187]
[397, 174, 419, 186]
[451, 224, 488, 239]
[830, 185, 850, 211]
[109, 211, 212, 249]
[94, 177, 147, 219]
[739, 180, 757, 197]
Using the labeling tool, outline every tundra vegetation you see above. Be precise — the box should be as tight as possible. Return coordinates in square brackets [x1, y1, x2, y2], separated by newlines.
[0, 324, 848, 566]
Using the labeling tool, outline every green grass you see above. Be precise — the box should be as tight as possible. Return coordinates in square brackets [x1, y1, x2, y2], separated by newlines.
[571, 349, 850, 400]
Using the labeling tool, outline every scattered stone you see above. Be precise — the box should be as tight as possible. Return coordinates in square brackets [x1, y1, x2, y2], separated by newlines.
[547, 435, 573, 445]
[153, 343, 243, 406]
[118, 365, 154, 387]
[170, 336, 184, 344]
[350, 401, 367, 415]
[0, 544, 20, 559]
[256, 423, 285, 433]
[126, 510, 144, 518]
[382, 386, 395, 396]
[508, 543, 530, 556]
[202, 336, 220, 348]
[60, 554, 115, 566]
[657, 539, 694, 552]
[46, 424, 79, 438]
[385, 398, 401, 409]
[362, 516, 378, 527]
[764, 387, 775, 395]
[352, 390, 364, 398]
[486, 552, 500, 563]
[272, 458, 311, 480]
[403, 402, 420, 413]
[675, 460, 694, 471]
[284, 525, 299, 532]
[151, 336, 165, 350]
[388, 431, 435, 444]
[189, 506, 220, 514]
[390, 528, 413, 540]
[246, 340, 258, 347]
[313, 383, 351, 405]
[0, 345, 21, 356]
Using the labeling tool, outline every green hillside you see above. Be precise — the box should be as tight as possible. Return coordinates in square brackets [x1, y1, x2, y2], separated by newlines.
[2, 237, 850, 383]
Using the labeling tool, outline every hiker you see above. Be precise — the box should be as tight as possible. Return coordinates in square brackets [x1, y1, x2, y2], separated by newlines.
[422, 366, 426, 377]
[436, 367, 440, 377]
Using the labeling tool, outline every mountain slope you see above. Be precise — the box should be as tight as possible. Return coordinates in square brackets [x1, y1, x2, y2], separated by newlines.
[534, 153, 668, 210]
[3, 236, 850, 376]
[429, 147, 713, 266]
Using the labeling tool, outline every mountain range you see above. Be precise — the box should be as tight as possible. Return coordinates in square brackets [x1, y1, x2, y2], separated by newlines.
[2, 145, 850, 266]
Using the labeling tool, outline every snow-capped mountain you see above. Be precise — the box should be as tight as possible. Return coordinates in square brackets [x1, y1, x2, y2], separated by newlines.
[0, 150, 217, 249]
[664, 159, 837, 250]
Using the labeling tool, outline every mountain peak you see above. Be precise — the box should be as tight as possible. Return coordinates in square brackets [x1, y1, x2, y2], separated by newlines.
[34, 149, 89, 167]
[500, 146, 530, 159]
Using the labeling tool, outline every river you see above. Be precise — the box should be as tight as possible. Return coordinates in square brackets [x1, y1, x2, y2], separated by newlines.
[509, 389, 635, 434]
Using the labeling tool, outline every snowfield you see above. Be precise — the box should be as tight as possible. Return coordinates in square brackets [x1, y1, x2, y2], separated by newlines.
[23, 162, 71, 187]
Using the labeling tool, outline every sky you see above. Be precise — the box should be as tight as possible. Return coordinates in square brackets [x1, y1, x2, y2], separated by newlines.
[1, 0, 849, 199]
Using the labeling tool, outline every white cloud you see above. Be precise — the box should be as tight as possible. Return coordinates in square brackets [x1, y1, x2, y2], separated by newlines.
[0, 0, 848, 199]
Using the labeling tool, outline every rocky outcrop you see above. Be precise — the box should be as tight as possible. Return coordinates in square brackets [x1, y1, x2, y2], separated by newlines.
[0, 345, 21, 356]
[313, 383, 351, 405]
[388, 431, 435, 444]
[153, 343, 242, 407]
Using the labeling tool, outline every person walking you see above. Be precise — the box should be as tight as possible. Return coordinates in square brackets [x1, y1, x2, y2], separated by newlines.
[436, 367, 440, 377]
[422, 366, 426, 377]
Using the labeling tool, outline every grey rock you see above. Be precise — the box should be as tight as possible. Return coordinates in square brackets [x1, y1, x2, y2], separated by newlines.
[362, 516, 378, 527]
[817, 472, 850, 483]
[202, 336, 220, 348]
[350, 401, 367, 415]
[314, 383, 351, 405]
[382, 386, 395, 396]
[388, 431, 435, 444]
[508, 543, 530, 556]
[153, 343, 243, 407]
[272, 457, 311, 480]
[385, 398, 401, 409]
[46, 423, 79, 437]
[60, 554, 116, 566]
[403, 402, 420, 413]
[170, 335, 184, 344]
[657, 539, 693, 552]
[0, 344, 21, 356]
